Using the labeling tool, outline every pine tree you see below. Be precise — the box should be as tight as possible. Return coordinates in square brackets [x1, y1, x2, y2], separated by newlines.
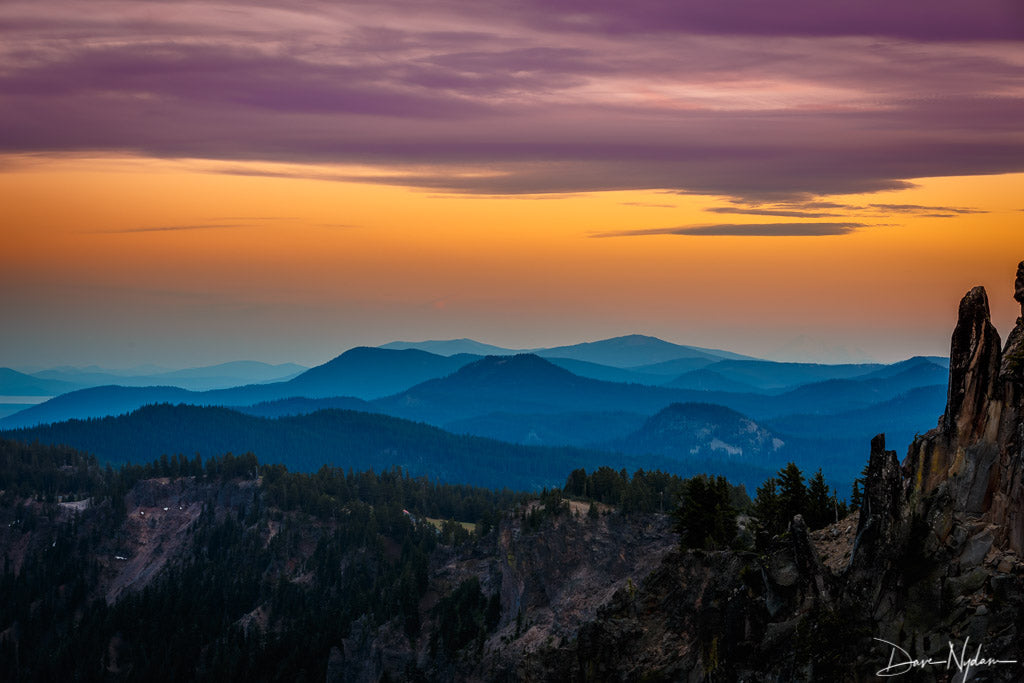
[564, 468, 587, 497]
[672, 475, 737, 550]
[776, 462, 807, 529]
[850, 480, 862, 512]
[806, 468, 831, 530]
[754, 477, 780, 534]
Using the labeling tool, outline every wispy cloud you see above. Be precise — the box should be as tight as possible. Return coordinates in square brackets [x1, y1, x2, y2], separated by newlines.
[867, 203, 987, 215]
[621, 202, 676, 208]
[708, 207, 839, 218]
[92, 224, 244, 234]
[593, 222, 867, 237]
[212, 167, 356, 183]
[707, 201, 989, 219]
[214, 216, 297, 221]
[425, 192, 583, 201]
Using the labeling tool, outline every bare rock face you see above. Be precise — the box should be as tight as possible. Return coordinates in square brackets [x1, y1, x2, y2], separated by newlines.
[845, 435, 903, 615]
[1001, 261, 1024, 384]
[784, 514, 833, 604]
[902, 265, 1024, 553]
[905, 288, 1003, 505]
[1015, 260, 1024, 311]
[854, 435, 903, 545]
[945, 286, 1003, 444]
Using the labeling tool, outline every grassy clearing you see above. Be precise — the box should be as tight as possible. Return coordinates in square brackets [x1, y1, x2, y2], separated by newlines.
[425, 517, 477, 533]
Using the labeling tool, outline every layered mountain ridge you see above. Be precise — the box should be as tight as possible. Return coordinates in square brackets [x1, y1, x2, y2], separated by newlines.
[3, 344, 951, 490]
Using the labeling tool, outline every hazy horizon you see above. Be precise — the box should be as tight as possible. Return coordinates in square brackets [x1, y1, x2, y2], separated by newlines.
[5, 328, 965, 374]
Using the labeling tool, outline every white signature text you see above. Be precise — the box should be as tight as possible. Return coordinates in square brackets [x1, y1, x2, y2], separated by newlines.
[875, 637, 1018, 679]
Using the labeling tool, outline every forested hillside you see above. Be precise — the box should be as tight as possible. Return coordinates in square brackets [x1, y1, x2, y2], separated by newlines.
[0, 438, 759, 681]
[0, 439, 523, 680]
[1, 403, 778, 492]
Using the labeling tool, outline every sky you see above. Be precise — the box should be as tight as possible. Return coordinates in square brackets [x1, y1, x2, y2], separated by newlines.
[2, 0, 1023, 369]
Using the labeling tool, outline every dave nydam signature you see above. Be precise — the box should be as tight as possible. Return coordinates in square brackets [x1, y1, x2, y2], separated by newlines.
[875, 637, 1018, 679]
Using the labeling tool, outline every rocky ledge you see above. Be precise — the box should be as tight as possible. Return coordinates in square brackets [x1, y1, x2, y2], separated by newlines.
[509, 262, 1024, 681]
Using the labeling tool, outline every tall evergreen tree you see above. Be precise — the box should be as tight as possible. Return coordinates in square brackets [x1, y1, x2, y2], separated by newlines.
[776, 462, 807, 528]
[754, 477, 780, 534]
[673, 475, 737, 550]
[850, 480, 862, 512]
[806, 468, 831, 529]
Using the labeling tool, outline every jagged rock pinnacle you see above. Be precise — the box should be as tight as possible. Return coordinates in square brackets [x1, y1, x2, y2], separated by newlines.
[1003, 261, 1024, 383]
[901, 262, 1024, 553]
[1015, 260, 1024, 314]
[944, 286, 1002, 443]
[851, 437, 901, 557]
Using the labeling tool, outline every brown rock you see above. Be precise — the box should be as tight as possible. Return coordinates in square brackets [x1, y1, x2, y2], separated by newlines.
[1014, 260, 1024, 311]
[787, 515, 832, 602]
[846, 435, 904, 613]
[945, 286, 1002, 445]
[901, 264, 1024, 554]
[1000, 261, 1024, 384]
[853, 435, 902, 551]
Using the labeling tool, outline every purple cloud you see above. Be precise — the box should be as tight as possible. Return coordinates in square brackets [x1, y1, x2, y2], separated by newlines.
[0, 0, 1022, 201]
[707, 202, 988, 219]
[868, 204, 987, 215]
[594, 222, 866, 237]
[504, 0, 1024, 41]
[708, 207, 840, 218]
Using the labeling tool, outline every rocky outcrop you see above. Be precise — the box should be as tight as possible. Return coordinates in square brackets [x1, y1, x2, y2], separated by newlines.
[510, 514, 852, 681]
[904, 287, 1003, 507]
[904, 262, 1024, 553]
[1000, 262, 1024, 384]
[844, 434, 904, 618]
[337, 504, 678, 683]
[504, 262, 1024, 681]
[945, 287, 1003, 444]
[838, 264, 1024, 676]
[465, 508, 676, 681]
[105, 476, 259, 603]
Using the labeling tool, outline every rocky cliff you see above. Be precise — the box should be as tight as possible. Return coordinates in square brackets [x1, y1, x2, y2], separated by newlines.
[336, 502, 677, 682]
[467, 262, 1024, 681]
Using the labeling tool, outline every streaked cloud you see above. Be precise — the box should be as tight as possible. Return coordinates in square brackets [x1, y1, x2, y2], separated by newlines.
[0, 0, 1022, 201]
[621, 202, 676, 208]
[867, 204, 988, 215]
[706, 202, 989, 220]
[92, 224, 245, 234]
[708, 207, 840, 218]
[593, 222, 866, 237]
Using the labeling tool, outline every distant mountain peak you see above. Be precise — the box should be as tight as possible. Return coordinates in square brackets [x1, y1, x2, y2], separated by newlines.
[645, 401, 749, 427]
[378, 339, 513, 356]
[451, 353, 574, 380]
[285, 346, 474, 399]
[377, 334, 755, 367]
[616, 401, 783, 461]
[595, 334, 667, 344]
[536, 335, 752, 368]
